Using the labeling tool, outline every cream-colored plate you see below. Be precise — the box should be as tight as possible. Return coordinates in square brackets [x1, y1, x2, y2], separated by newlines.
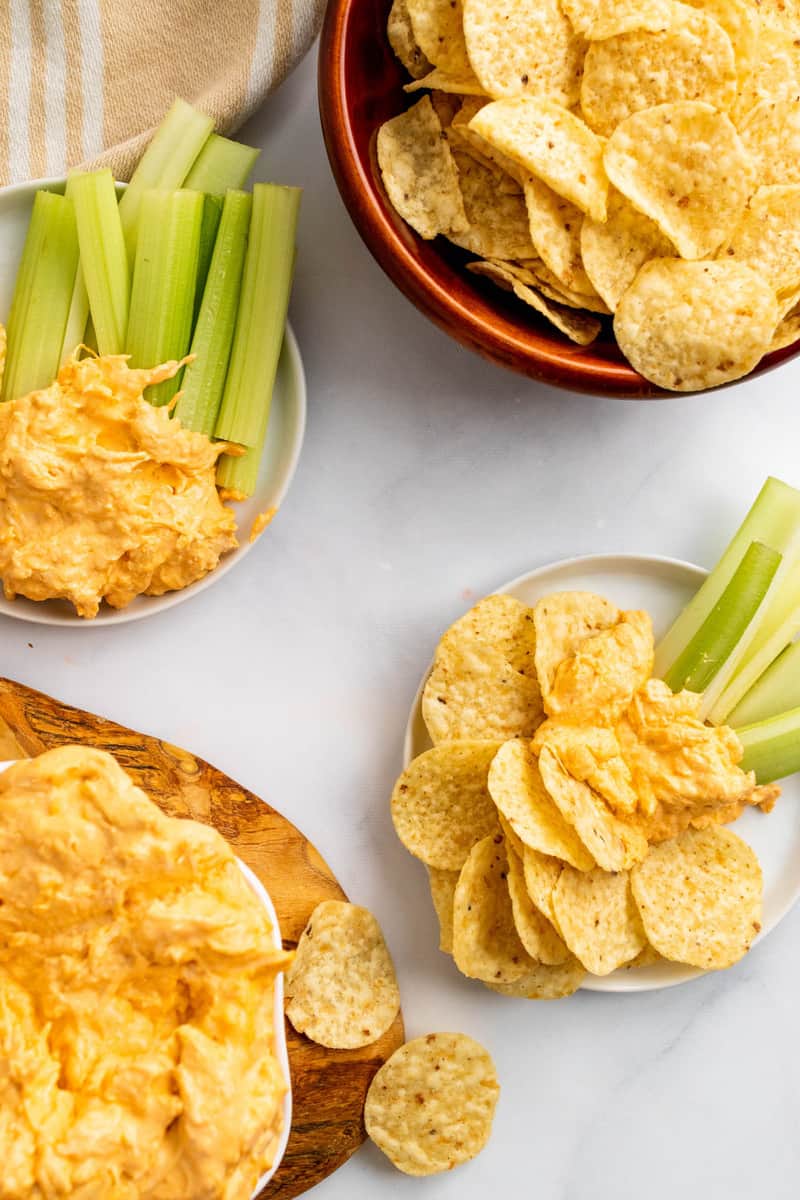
[403, 554, 800, 992]
[0, 177, 306, 626]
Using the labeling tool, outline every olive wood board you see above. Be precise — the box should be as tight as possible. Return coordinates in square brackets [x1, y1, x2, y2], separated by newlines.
[0, 677, 405, 1199]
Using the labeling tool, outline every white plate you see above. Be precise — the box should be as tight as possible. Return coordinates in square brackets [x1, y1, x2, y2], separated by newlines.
[403, 553, 800, 993]
[0, 760, 292, 1190]
[0, 177, 307, 626]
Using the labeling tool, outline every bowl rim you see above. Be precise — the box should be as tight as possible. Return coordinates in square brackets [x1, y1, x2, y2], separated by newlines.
[317, 0, 800, 399]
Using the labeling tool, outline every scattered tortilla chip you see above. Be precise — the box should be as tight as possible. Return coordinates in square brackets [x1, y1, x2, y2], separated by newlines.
[285, 901, 401, 1048]
[463, 0, 584, 105]
[567, 0, 674, 40]
[406, 0, 472, 74]
[630, 826, 763, 969]
[552, 865, 646, 975]
[581, 187, 674, 312]
[522, 845, 564, 925]
[506, 839, 569, 964]
[388, 0, 432, 78]
[377, 96, 469, 240]
[448, 150, 537, 259]
[469, 97, 609, 222]
[453, 834, 535, 983]
[488, 738, 596, 869]
[485, 955, 585, 998]
[581, 8, 737, 138]
[740, 97, 800, 187]
[523, 177, 596, 295]
[538, 743, 649, 872]
[438, 593, 539, 678]
[604, 101, 754, 260]
[428, 866, 459, 953]
[720, 184, 800, 299]
[614, 258, 778, 390]
[391, 740, 501, 869]
[422, 640, 544, 744]
[467, 259, 602, 345]
[365, 1033, 500, 1176]
[405, 67, 486, 95]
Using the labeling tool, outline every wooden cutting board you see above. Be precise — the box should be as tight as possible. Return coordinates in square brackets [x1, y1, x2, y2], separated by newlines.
[0, 677, 405, 1200]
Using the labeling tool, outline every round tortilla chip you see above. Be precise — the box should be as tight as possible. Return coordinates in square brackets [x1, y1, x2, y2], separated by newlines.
[523, 177, 597, 296]
[448, 150, 537, 259]
[428, 866, 459, 953]
[469, 97, 609, 222]
[463, 0, 585, 105]
[614, 257, 777, 391]
[604, 101, 754, 260]
[740, 97, 800, 187]
[365, 1033, 499, 1176]
[720, 184, 800, 298]
[506, 839, 569, 964]
[630, 826, 763, 969]
[453, 833, 535, 982]
[581, 187, 675, 312]
[387, 0, 432, 78]
[683, 0, 759, 78]
[552, 865, 646, 975]
[437, 593, 538, 678]
[485, 954, 585, 998]
[422, 641, 544, 744]
[522, 845, 565, 925]
[733, 27, 800, 125]
[770, 307, 800, 351]
[581, 8, 737, 138]
[391, 740, 502, 869]
[406, 0, 472, 74]
[566, 0, 674, 40]
[488, 738, 596, 869]
[284, 901, 400, 1049]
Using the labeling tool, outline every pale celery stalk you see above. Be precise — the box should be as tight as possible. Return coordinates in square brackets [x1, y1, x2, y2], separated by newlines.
[2, 190, 79, 401]
[125, 189, 203, 406]
[215, 183, 301, 449]
[664, 541, 782, 695]
[729, 640, 800, 727]
[183, 133, 260, 192]
[193, 194, 224, 322]
[69, 169, 130, 355]
[60, 263, 89, 364]
[708, 595, 800, 723]
[655, 477, 800, 678]
[174, 190, 251, 434]
[738, 706, 800, 784]
[118, 99, 213, 265]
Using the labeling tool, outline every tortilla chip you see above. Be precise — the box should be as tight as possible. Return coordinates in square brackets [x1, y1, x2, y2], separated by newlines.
[552, 865, 646, 974]
[422, 641, 544, 744]
[523, 177, 596, 295]
[388, 0, 432, 78]
[406, 0, 472, 74]
[391, 740, 501, 869]
[285, 901, 401, 1048]
[467, 259, 602, 345]
[485, 954, 585, 998]
[506, 839, 569, 964]
[463, 0, 585, 105]
[581, 187, 674, 312]
[377, 96, 469, 240]
[405, 67, 486, 95]
[437, 593, 539, 677]
[453, 833, 535, 982]
[448, 150, 538, 259]
[720, 184, 800, 299]
[428, 866, 459, 953]
[365, 1033, 499, 1175]
[522, 845, 565, 925]
[566, 0, 674, 40]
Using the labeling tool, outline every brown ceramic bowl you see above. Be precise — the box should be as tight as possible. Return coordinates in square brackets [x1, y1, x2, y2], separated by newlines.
[318, 0, 800, 398]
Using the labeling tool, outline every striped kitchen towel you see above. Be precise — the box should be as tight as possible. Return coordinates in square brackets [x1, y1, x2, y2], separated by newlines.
[0, 0, 325, 187]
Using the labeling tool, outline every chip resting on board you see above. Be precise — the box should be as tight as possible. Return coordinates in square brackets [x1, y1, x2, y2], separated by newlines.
[630, 826, 763, 969]
[552, 865, 646, 974]
[462, 0, 584, 105]
[284, 901, 400, 1048]
[453, 833, 535, 982]
[377, 96, 468, 241]
[422, 641, 543, 743]
[614, 258, 778, 391]
[391, 740, 501, 869]
[604, 101, 754, 259]
[365, 1033, 499, 1175]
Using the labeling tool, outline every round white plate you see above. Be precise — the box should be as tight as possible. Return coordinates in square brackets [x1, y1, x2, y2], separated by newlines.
[404, 553, 800, 992]
[0, 177, 307, 626]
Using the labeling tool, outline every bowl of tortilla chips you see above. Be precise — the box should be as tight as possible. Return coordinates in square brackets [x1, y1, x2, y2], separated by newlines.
[318, 0, 800, 397]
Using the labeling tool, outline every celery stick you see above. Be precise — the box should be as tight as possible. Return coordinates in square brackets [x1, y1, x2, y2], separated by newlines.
[216, 438, 262, 497]
[174, 190, 251, 435]
[60, 263, 89, 363]
[709, 594, 800, 723]
[215, 183, 301, 448]
[69, 169, 130, 355]
[183, 133, 260, 193]
[125, 189, 203, 406]
[738, 706, 800, 784]
[2, 190, 79, 401]
[193, 194, 224, 322]
[664, 541, 782, 695]
[730, 640, 800, 727]
[655, 477, 800, 678]
[118, 99, 213, 265]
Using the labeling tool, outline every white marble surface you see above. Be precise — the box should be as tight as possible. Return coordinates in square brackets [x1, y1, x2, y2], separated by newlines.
[5, 46, 800, 1200]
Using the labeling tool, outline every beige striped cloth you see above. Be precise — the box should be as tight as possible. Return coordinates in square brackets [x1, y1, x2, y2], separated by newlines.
[0, 0, 326, 187]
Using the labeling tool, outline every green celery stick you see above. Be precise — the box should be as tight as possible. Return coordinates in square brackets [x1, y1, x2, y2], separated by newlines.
[193, 194, 224, 323]
[664, 541, 782, 695]
[215, 183, 301, 450]
[69, 169, 130, 355]
[183, 133, 260, 192]
[729, 640, 800, 727]
[738, 706, 800, 784]
[125, 189, 203, 406]
[60, 262, 90, 364]
[2, 190, 79, 401]
[118, 98, 213, 265]
[174, 190, 251, 435]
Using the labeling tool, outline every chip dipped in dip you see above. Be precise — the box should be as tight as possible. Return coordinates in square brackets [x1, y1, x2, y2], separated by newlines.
[0, 746, 290, 1199]
[0, 352, 239, 617]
